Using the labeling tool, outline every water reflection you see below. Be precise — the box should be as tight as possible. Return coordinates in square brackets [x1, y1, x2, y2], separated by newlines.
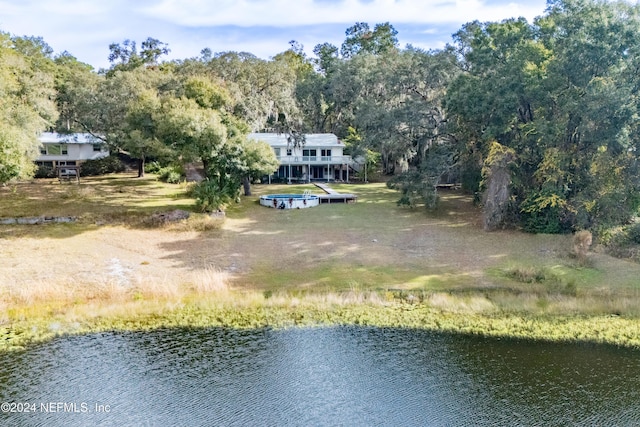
[0, 327, 639, 426]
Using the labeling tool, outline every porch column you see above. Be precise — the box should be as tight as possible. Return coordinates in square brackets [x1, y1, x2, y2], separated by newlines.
[288, 164, 292, 184]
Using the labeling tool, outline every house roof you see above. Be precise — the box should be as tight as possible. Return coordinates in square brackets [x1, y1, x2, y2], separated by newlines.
[39, 132, 103, 144]
[248, 133, 341, 147]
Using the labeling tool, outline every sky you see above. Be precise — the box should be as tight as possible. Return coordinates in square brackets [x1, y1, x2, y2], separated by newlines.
[0, 0, 548, 70]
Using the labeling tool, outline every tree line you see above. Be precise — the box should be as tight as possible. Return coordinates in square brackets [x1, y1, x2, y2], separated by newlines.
[2, 0, 640, 233]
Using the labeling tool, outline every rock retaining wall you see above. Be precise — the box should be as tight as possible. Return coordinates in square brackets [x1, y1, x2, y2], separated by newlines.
[0, 216, 78, 225]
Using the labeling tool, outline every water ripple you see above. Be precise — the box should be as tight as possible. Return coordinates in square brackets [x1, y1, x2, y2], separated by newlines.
[0, 327, 639, 426]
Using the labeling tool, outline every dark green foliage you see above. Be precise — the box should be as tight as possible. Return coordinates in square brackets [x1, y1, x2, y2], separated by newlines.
[190, 179, 238, 212]
[504, 266, 549, 283]
[341, 22, 399, 58]
[520, 204, 566, 234]
[144, 161, 163, 174]
[601, 223, 640, 248]
[387, 170, 432, 208]
[156, 165, 184, 184]
[34, 165, 56, 179]
[446, 0, 640, 233]
[387, 143, 454, 209]
[628, 224, 640, 245]
[502, 266, 578, 296]
[461, 166, 482, 196]
[80, 156, 126, 176]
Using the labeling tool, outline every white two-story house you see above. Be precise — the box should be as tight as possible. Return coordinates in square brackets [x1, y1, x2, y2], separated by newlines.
[248, 133, 355, 183]
[36, 132, 109, 170]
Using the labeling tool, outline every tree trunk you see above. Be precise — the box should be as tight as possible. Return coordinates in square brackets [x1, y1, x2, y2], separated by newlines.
[202, 158, 210, 179]
[243, 176, 251, 196]
[137, 157, 145, 178]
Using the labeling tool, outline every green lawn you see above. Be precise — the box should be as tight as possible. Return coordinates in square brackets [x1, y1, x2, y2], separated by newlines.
[229, 182, 640, 296]
[0, 173, 195, 219]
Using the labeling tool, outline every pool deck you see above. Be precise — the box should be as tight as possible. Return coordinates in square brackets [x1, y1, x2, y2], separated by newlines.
[314, 183, 358, 204]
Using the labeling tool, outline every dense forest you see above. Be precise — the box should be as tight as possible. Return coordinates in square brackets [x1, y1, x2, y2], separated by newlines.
[2, 0, 640, 235]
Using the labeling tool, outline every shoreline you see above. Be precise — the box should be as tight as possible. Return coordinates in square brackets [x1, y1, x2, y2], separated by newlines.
[3, 292, 640, 351]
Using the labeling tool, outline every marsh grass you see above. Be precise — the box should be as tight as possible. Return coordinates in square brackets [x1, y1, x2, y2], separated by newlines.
[2, 266, 230, 313]
[5, 289, 640, 351]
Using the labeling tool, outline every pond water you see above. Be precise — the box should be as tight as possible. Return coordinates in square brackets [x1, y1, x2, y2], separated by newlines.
[1, 326, 639, 426]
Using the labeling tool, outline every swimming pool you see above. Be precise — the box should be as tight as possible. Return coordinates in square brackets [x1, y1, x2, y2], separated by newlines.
[259, 192, 320, 209]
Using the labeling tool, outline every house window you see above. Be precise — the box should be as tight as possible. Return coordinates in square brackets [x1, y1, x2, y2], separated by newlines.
[274, 148, 281, 157]
[40, 147, 47, 155]
[286, 149, 292, 156]
[47, 144, 68, 155]
[303, 149, 316, 160]
[321, 149, 331, 157]
[93, 144, 103, 152]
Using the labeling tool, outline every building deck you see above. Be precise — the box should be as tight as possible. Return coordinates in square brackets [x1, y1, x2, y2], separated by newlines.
[314, 183, 357, 203]
[317, 194, 357, 203]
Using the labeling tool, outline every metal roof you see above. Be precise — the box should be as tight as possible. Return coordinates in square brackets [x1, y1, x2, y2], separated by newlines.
[248, 133, 341, 147]
[39, 132, 103, 144]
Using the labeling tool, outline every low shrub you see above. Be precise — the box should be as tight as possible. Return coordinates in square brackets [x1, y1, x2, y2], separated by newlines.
[34, 165, 56, 179]
[190, 179, 227, 212]
[627, 223, 640, 244]
[157, 165, 184, 184]
[599, 222, 640, 245]
[504, 266, 550, 283]
[598, 222, 640, 262]
[81, 156, 126, 176]
[144, 161, 163, 174]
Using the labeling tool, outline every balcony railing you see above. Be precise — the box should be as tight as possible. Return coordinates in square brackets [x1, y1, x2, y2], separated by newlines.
[277, 155, 352, 164]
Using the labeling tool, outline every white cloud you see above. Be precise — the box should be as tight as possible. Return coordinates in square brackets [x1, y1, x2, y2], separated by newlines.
[139, 0, 545, 27]
[0, 0, 547, 68]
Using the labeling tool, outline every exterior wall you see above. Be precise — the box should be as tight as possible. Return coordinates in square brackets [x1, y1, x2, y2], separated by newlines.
[35, 133, 109, 168]
[37, 143, 109, 163]
[248, 133, 355, 183]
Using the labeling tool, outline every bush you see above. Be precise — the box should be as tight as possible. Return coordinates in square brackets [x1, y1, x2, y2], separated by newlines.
[190, 178, 239, 212]
[157, 165, 184, 184]
[594, 222, 640, 262]
[34, 165, 56, 179]
[144, 161, 163, 174]
[504, 266, 550, 283]
[519, 190, 573, 234]
[191, 180, 223, 212]
[627, 223, 640, 245]
[599, 222, 640, 247]
[81, 156, 126, 176]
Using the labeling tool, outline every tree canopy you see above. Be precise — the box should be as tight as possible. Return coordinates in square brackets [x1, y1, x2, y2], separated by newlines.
[0, 32, 58, 182]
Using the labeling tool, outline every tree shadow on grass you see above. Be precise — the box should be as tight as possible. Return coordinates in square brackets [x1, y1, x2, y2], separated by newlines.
[0, 174, 197, 239]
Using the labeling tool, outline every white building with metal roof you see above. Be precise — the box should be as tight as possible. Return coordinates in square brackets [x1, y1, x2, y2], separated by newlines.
[248, 133, 355, 183]
[36, 132, 109, 169]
